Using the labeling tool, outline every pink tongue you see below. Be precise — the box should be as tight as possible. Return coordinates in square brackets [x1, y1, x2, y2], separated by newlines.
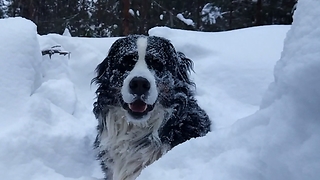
[129, 102, 147, 112]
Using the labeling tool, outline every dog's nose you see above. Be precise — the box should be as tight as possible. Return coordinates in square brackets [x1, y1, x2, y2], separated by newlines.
[129, 77, 150, 96]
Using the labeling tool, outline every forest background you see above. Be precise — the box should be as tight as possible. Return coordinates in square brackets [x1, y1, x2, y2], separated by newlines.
[0, 0, 296, 37]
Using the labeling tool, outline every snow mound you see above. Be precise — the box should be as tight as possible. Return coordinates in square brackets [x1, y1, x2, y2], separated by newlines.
[149, 25, 289, 128]
[176, 13, 195, 26]
[138, 1, 320, 179]
[0, 18, 100, 180]
[2, 6, 317, 179]
[0, 17, 41, 134]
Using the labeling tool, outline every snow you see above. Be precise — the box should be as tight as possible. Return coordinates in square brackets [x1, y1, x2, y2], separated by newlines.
[129, 9, 135, 16]
[160, 14, 163, 20]
[0, 0, 319, 179]
[176, 13, 195, 27]
[201, 3, 223, 24]
[121, 37, 158, 106]
[149, 25, 288, 128]
[63, 28, 72, 37]
[139, 0, 320, 179]
[0, 17, 101, 180]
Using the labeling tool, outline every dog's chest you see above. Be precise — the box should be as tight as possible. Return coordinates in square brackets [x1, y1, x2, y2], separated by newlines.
[99, 111, 166, 180]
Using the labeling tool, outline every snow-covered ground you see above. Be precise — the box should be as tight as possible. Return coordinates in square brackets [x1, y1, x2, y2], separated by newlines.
[0, 0, 319, 179]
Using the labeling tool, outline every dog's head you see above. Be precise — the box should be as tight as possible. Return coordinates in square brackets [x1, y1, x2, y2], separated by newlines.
[92, 35, 194, 123]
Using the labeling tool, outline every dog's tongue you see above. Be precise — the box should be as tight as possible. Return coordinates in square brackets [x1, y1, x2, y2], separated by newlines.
[129, 101, 147, 113]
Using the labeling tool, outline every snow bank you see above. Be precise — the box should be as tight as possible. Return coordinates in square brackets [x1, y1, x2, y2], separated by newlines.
[258, 0, 320, 178]
[149, 25, 289, 128]
[138, 1, 320, 179]
[0, 13, 299, 180]
[0, 18, 40, 129]
[38, 34, 118, 110]
[0, 18, 99, 180]
[176, 13, 195, 27]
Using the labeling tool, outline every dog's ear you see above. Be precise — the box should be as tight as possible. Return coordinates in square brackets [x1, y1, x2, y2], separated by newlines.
[176, 51, 194, 86]
[92, 37, 127, 85]
[91, 57, 109, 123]
[91, 56, 109, 85]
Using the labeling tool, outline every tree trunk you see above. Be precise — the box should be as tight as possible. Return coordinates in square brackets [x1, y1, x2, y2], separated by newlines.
[229, 0, 233, 29]
[255, 0, 262, 26]
[140, 0, 150, 35]
[121, 0, 130, 36]
[195, 0, 200, 30]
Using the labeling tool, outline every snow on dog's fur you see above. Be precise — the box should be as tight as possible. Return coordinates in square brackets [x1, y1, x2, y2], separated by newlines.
[92, 35, 211, 180]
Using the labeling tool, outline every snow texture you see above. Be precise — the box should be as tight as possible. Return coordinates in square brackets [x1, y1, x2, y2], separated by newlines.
[201, 3, 223, 24]
[0, 0, 319, 178]
[129, 9, 135, 17]
[121, 37, 158, 106]
[63, 28, 72, 37]
[176, 13, 195, 26]
[0, 17, 101, 180]
[139, 1, 320, 180]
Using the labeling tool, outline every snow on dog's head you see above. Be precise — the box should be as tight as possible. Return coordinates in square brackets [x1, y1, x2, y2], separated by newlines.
[120, 37, 159, 121]
[92, 35, 194, 123]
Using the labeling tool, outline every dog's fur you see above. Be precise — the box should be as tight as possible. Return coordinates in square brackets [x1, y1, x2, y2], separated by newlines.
[92, 35, 211, 180]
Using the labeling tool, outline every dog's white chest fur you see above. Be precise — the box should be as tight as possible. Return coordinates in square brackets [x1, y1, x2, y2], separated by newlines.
[98, 107, 168, 180]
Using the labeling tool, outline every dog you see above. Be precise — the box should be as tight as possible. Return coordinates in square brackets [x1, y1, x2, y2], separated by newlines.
[92, 35, 211, 180]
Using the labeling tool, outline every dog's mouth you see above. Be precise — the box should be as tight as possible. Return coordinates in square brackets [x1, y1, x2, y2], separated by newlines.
[123, 100, 155, 119]
[129, 100, 148, 113]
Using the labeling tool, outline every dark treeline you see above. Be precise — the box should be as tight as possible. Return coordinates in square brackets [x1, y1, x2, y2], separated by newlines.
[0, 0, 296, 37]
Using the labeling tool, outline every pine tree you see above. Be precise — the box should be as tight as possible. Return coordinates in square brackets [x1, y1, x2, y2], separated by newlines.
[90, 0, 121, 37]
[0, 0, 5, 18]
[4, 0, 296, 36]
[0, 0, 6, 18]
[62, 0, 94, 37]
[76, 0, 95, 37]
[7, 0, 52, 34]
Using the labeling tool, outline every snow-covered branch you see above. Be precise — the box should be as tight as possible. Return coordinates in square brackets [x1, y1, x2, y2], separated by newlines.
[41, 45, 71, 59]
[176, 13, 195, 27]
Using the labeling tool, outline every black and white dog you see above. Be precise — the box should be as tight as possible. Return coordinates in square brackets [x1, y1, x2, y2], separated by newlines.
[92, 35, 211, 180]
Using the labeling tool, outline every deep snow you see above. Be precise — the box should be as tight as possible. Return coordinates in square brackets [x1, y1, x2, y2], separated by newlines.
[0, 0, 319, 179]
[139, 0, 320, 179]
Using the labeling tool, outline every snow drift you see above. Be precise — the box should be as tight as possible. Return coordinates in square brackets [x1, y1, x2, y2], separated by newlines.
[139, 0, 320, 179]
[0, 0, 319, 179]
[0, 18, 100, 180]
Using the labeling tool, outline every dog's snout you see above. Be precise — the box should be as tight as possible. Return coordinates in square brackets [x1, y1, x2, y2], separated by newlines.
[129, 77, 150, 95]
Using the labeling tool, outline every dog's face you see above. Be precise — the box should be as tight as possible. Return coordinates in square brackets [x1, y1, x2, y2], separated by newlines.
[93, 35, 193, 123]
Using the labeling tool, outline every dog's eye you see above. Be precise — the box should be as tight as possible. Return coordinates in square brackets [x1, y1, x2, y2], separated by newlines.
[146, 56, 165, 72]
[151, 60, 164, 72]
[119, 55, 137, 72]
